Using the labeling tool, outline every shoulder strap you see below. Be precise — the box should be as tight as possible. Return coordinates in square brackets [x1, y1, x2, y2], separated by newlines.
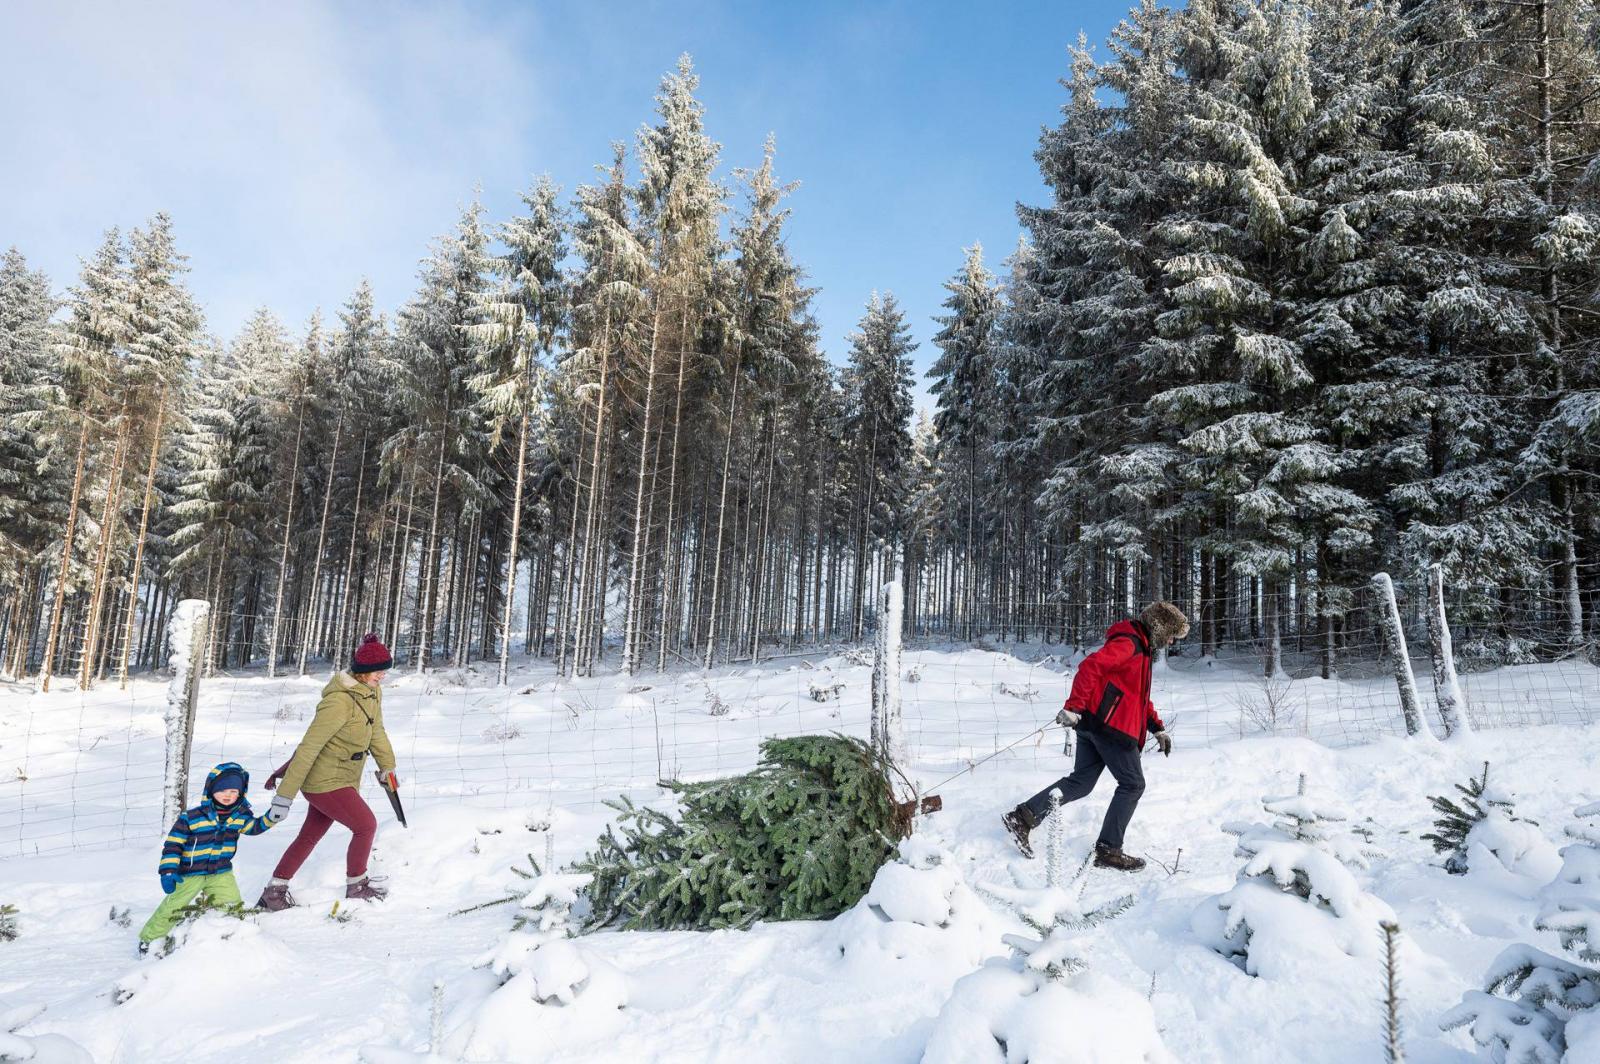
[1109, 631, 1150, 657]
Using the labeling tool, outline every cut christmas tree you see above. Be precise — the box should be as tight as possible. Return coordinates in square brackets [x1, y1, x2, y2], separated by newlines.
[577, 734, 907, 930]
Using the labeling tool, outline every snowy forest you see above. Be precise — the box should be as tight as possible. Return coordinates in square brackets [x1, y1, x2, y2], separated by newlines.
[3, 0, 1600, 693]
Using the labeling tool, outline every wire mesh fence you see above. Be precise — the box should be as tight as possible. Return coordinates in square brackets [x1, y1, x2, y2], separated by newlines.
[2, 574, 1595, 860]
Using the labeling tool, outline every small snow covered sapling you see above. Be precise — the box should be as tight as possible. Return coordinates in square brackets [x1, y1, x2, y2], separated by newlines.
[451, 836, 590, 937]
[1421, 762, 1520, 874]
[1442, 801, 1600, 1062]
[1381, 921, 1405, 1064]
[512, 850, 590, 937]
[0, 904, 17, 943]
[923, 804, 1170, 1064]
[973, 800, 1136, 981]
[1195, 775, 1396, 978]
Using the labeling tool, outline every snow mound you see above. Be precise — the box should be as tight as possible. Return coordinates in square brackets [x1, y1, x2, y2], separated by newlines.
[0, 1031, 93, 1064]
[831, 837, 997, 968]
[1465, 811, 1561, 882]
[0, 1003, 91, 1064]
[112, 912, 294, 1006]
[447, 937, 629, 1062]
[922, 964, 1173, 1064]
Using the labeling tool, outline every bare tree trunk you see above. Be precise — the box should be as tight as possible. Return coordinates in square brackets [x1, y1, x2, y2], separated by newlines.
[623, 300, 665, 674]
[117, 392, 168, 687]
[656, 301, 692, 673]
[300, 413, 344, 675]
[79, 414, 131, 689]
[567, 360, 605, 676]
[497, 409, 531, 685]
[415, 423, 447, 673]
[388, 475, 417, 651]
[750, 412, 778, 663]
[267, 396, 306, 678]
[703, 361, 743, 668]
[334, 434, 368, 654]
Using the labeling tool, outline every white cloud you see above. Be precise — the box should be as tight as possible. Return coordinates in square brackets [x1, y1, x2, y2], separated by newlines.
[1, 1, 544, 337]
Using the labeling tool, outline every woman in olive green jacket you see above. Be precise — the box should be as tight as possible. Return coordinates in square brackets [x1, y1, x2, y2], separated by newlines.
[256, 634, 400, 910]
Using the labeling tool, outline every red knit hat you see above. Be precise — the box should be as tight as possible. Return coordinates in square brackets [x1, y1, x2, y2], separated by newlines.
[351, 633, 393, 674]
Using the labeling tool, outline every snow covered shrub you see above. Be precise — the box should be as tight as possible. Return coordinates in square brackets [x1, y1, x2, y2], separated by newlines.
[0, 904, 17, 943]
[1192, 775, 1396, 979]
[922, 827, 1170, 1064]
[1442, 801, 1600, 1062]
[481, 720, 522, 743]
[809, 680, 846, 702]
[441, 843, 620, 1062]
[1233, 676, 1299, 735]
[1422, 762, 1554, 878]
[831, 836, 999, 968]
[1457, 635, 1539, 671]
[578, 735, 905, 930]
[510, 854, 588, 936]
[1423, 761, 1504, 874]
[453, 845, 590, 936]
[442, 932, 630, 1063]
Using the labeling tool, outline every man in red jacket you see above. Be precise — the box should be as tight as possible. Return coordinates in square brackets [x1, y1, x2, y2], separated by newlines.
[1002, 601, 1189, 871]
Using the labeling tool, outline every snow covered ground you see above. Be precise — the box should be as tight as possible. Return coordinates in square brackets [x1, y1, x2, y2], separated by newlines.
[1, 645, 1596, 1062]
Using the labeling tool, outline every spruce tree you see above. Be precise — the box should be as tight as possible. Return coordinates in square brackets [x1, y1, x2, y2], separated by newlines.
[470, 176, 568, 683]
[577, 734, 905, 930]
[842, 293, 916, 642]
[0, 249, 62, 679]
[929, 244, 1001, 639]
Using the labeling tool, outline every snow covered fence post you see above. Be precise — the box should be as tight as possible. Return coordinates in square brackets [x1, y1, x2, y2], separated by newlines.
[163, 600, 209, 827]
[1371, 574, 1434, 740]
[870, 569, 906, 770]
[1425, 564, 1471, 739]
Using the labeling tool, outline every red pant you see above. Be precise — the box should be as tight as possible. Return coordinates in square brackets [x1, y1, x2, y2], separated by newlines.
[272, 787, 377, 880]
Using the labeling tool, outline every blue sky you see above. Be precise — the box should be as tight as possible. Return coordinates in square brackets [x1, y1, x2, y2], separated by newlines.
[2, 1, 1133, 414]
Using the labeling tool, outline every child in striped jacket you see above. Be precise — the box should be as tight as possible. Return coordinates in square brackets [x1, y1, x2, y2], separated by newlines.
[137, 761, 275, 953]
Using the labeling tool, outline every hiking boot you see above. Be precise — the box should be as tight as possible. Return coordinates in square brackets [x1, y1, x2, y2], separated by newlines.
[1002, 807, 1036, 858]
[345, 876, 388, 902]
[1094, 844, 1146, 872]
[256, 883, 297, 912]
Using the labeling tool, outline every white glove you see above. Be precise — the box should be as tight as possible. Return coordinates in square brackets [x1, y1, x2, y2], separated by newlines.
[266, 794, 293, 824]
[1154, 731, 1172, 756]
[1054, 708, 1082, 728]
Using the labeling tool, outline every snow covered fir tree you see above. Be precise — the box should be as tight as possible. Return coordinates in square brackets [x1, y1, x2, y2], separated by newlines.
[1443, 801, 1600, 1062]
[1192, 775, 1399, 979]
[921, 803, 1171, 1064]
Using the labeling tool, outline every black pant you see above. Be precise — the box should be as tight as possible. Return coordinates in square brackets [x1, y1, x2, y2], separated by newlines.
[1022, 728, 1145, 850]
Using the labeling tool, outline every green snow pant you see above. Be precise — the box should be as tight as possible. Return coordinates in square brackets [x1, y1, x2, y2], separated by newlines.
[138, 871, 243, 942]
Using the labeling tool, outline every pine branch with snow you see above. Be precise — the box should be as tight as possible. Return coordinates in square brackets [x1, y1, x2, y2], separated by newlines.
[1442, 802, 1600, 1061]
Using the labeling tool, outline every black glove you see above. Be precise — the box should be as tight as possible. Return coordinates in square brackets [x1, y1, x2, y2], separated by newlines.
[1154, 731, 1172, 757]
[1055, 708, 1082, 728]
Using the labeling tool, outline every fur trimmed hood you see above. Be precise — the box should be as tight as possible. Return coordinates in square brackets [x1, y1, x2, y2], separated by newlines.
[1140, 601, 1190, 647]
